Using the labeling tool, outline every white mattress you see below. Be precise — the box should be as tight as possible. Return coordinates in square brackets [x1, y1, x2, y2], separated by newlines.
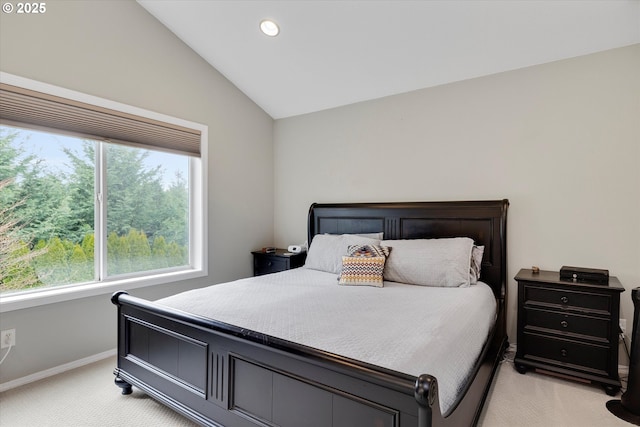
[157, 267, 497, 414]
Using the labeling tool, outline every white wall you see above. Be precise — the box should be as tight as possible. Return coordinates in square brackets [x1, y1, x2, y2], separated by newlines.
[0, 0, 274, 383]
[274, 44, 640, 345]
[1, 1, 637, 386]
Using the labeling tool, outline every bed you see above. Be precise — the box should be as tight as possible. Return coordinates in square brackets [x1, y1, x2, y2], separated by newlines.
[112, 200, 509, 427]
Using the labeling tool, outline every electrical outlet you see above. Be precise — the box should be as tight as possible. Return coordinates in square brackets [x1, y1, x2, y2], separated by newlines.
[1, 329, 15, 349]
[620, 319, 627, 334]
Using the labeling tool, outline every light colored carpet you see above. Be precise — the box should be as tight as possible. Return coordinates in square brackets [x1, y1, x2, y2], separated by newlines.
[478, 355, 629, 427]
[0, 354, 630, 426]
[0, 357, 198, 427]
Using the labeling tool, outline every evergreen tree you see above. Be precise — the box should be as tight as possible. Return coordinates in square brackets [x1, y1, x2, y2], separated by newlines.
[1, 126, 190, 293]
[127, 228, 152, 272]
[81, 233, 94, 261]
[63, 142, 95, 241]
[0, 129, 35, 216]
[159, 171, 189, 246]
[33, 236, 67, 285]
[107, 231, 129, 275]
[105, 144, 164, 239]
[167, 241, 188, 267]
[0, 178, 45, 292]
[0, 128, 34, 183]
[151, 236, 169, 269]
[68, 243, 91, 283]
[14, 169, 71, 242]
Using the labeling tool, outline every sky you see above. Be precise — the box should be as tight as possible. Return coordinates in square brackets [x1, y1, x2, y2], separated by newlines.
[4, 125, 188, 189]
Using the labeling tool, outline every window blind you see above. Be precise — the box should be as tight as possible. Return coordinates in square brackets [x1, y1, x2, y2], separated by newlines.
[0, 83, 201, 156]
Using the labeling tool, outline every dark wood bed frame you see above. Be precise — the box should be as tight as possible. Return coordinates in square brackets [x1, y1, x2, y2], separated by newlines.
[112, 200, 509, 427]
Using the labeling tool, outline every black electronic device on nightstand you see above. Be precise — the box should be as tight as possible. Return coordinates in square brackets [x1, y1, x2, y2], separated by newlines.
[251, 249, 306, 276]
[514, 268, 624, 396]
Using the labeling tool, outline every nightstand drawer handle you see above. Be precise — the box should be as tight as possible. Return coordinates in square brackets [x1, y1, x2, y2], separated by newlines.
[560, 321, 568, 328]
[560, 296, 569, 304]
[561, 349, 568, 357]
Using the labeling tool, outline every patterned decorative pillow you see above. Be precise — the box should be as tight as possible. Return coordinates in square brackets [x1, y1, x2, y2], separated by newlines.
[346, 244, 390, 258]
[339, 244, 391, 287]
[338, 256, 387, 287]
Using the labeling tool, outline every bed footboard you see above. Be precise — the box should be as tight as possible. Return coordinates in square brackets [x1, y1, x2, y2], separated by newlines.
[113, 291, 436, 427]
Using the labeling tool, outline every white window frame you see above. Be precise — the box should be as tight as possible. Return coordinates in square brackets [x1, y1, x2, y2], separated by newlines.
[0, 72, 208, 313]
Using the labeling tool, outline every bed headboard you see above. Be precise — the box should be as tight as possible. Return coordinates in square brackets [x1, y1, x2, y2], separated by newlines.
[307, 200, 509, 300]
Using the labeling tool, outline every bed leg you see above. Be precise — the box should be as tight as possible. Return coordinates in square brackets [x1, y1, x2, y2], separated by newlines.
[114, 376, 132, 395]
[415, 374, 437, 427]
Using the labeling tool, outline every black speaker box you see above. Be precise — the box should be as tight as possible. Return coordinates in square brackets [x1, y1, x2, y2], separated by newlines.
[560, 265, 609, 285]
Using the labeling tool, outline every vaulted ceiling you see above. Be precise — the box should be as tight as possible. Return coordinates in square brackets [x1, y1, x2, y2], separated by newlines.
[138, 1, 640, 119]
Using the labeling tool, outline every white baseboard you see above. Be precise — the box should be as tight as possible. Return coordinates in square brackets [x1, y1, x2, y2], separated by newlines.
[0, 348, 116, 393]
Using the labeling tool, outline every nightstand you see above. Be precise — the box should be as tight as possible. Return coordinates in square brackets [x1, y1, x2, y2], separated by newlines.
[514, 268, 624, 395]
[251, 249, 306, 276]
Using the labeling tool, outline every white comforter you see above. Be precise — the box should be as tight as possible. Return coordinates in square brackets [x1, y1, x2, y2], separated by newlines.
[157, 267, 497, 414]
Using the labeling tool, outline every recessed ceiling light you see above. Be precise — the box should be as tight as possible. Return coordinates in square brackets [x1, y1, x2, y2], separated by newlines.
[260, 19, 279, 37]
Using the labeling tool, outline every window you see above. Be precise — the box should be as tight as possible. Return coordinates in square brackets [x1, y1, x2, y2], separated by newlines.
[0, 73, 207, 311]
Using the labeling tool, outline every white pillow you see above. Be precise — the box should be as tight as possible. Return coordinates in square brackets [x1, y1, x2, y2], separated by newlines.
[350, 232, 384, 239]
[381, 237, 474, 287]
[470, 245, 484, 284]
[305, 234, 381, 274]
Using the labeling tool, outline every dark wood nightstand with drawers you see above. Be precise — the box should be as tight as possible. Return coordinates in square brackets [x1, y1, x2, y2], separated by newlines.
[514, 268, 625, 395]
[251, 249, 306, 276]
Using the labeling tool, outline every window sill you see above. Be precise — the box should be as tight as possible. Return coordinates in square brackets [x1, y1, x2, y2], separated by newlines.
[0, 268, 206, 313]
